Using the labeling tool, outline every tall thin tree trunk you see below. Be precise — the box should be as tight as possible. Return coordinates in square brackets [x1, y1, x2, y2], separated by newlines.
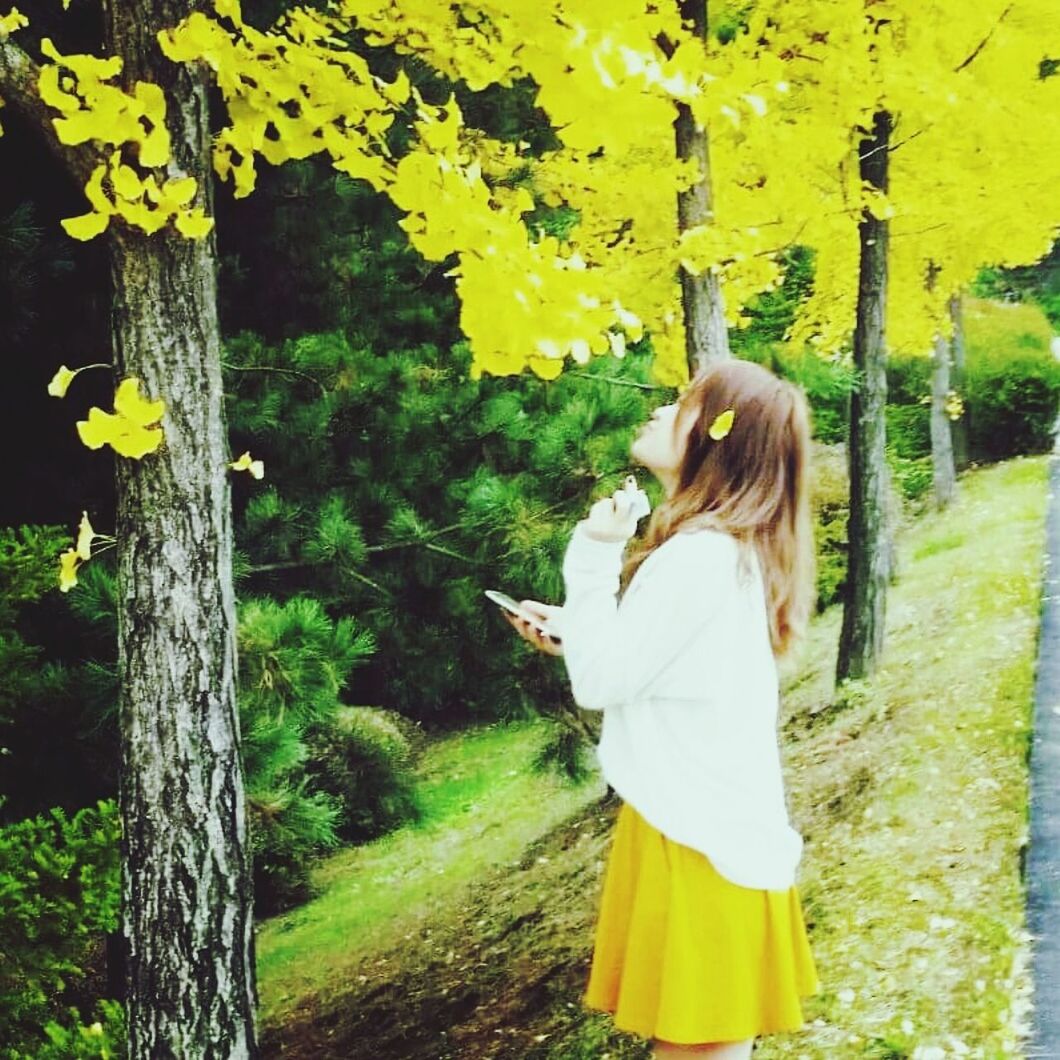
[930, 329, 957, 509]
[949, 292, 971, 470]
[104, 2, 258, 1055]
[837, 110, 892, 684]
[675, 0, 730, 375]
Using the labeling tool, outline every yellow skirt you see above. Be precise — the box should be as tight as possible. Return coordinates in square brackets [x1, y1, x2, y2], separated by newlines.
[583, 800, 821, 1044]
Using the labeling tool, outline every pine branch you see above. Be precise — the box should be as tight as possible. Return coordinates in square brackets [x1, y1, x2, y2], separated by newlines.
[568, 371, 661, 391]
[221, 361, 328, 397]
[364, 522, 465, 553]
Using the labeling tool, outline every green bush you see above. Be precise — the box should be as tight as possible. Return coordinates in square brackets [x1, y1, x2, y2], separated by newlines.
[304, 705, 424, 843]
[963, 350, 1060, 460]
[237, 594, 385, 916]
[37, 999, 125, 1060]
[809, 442, 851, 611]
[886, 320, 1060, 468]
[885, 401, 932, 461]
[886, 450, 935, 504]
[0, 798, 121, 1059]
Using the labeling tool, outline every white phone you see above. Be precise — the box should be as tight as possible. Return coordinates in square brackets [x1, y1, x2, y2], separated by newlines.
[484, 590, 562, 641]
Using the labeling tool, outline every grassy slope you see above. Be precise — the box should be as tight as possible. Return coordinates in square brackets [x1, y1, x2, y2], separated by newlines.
[259, 453, 1048, 1059]
[255, 719, 607, 1028]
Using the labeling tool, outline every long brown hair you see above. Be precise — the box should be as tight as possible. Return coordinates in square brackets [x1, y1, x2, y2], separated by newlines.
[620, 359, 816, 661]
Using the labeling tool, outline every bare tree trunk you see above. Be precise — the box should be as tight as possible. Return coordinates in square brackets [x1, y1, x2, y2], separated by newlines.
[930, 329, 957, 509]
[837, 110, 892, 684]
[949, 292, 971, 470]
[104, 2, 258, 1055]
[674, 0, 730, 375]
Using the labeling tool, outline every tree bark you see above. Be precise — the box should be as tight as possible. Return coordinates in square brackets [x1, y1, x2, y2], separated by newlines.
[930, 329, 957, 509]
[837, 110, 892, 684]
[949, 292, 971, 470]
[101, 2, 258, 1055]
[674, 0, 731, 375]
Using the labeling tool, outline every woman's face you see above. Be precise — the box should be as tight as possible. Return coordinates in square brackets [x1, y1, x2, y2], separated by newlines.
[630, 399, 696, 495]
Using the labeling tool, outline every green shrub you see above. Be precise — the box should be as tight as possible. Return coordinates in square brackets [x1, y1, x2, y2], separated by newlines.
[883, 296, 1060, 474]
[886, 450, 935, 504]
[303, 705, 424, 843]
[885, 401, 932, 461]
[37, 999, 125, 1060]
[809, 442, 851, 611]
[0, 798, 120, 1059]
[963, 350, 1060, 460]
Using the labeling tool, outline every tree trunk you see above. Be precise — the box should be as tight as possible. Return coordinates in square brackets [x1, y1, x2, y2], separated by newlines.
[837, 110, 892, 684]
[103, 2, 258, 1055]
[675, 0, 731, 375]
[930, 329, 957, 509]
[949, 293, 971, 470]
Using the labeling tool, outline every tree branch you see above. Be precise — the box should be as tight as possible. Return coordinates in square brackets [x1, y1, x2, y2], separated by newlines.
[221, 360, 329, 397]
[954, 5, 1013, 73]
[0, 35, 105, 187]
[569, 371, 662, 391]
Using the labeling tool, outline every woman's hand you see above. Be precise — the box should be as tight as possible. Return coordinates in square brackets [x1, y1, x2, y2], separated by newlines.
[582, 476, 647, 542]
[502, 599, 563, 657]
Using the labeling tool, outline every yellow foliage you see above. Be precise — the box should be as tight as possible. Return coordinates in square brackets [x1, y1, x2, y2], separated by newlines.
[0, 7, 28, 38]
[76, 377, 165, 458]
[58, 548, 80, 592]
[229, 450, 265, 478]
[32, 0, 1060, 380]
[58, 510, 115, 591]
[47, 365, 77, 398]
[708, 408, 736, 440]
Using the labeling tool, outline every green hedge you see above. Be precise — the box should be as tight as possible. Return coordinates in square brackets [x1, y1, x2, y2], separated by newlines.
[0, 798, 123, 1059]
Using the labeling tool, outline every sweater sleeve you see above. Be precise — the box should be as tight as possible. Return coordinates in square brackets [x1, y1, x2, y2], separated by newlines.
[551, 522, 733, 712]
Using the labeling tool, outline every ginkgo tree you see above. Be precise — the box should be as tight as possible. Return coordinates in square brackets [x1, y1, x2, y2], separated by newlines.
[762, 0, 1060, 679]
[0, 0, 790, 1053]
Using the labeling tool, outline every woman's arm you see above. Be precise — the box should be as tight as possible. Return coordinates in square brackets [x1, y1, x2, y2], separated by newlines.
[553, 522, 733, 711]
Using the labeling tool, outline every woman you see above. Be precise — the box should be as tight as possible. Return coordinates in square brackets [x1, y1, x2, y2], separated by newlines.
[503, 359, 821, 1057]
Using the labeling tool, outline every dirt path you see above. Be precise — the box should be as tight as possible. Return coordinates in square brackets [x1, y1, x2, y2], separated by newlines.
[259, 789, 651, 1060]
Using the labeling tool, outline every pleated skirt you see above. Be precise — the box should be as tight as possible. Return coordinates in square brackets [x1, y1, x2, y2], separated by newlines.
[582, 800, 820, 1044]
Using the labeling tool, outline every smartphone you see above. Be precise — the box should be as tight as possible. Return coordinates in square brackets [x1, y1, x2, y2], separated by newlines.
[484, 590, 562, 641]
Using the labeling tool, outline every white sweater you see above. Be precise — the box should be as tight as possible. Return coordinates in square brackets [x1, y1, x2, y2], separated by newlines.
[549, 520, 805, 891]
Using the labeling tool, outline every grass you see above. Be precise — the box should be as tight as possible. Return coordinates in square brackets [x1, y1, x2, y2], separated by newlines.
[754, 452, 1046, 1058]
[258, 452, 1050, 1059]
[255, 716, 606, 1027]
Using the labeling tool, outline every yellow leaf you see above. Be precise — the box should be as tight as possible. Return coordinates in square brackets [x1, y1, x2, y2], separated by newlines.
[58, 548, 80, 592]
[174, 207, 214, 239]
[160, 176, 197, 207]
[60, 211, 109, 240]
[75, 510, 95, 560]
[214, 0, 244, 24]
[117, 199, 168, 234]
[38, 64, 81, 114]
[708, 408, 735, 440]
[138, 120, 170, 168]
[84, 164, 113, 214]
[0, 7, 29, 37]
[47, 364, 76, 397]
[229, 450, 265, 479]
[77, 408, 164, 458]
[113, 377, 164, 427]
[77, 378, 165, 458]
[112, 162, 143, 200]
